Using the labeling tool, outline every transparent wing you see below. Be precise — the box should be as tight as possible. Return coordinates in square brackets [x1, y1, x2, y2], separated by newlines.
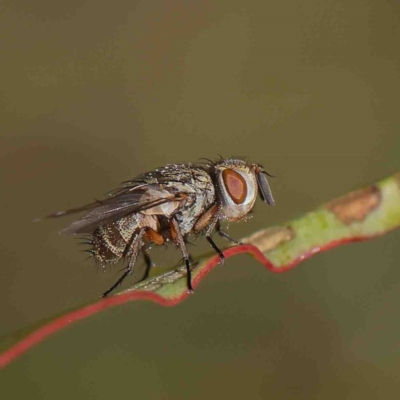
[45, 189, 178, 235]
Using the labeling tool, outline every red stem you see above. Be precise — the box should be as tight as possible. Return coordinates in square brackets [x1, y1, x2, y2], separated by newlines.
[0, 236, 372, 369]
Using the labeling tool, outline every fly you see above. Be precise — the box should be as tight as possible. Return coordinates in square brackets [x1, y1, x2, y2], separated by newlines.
[45, 157, 275, 297]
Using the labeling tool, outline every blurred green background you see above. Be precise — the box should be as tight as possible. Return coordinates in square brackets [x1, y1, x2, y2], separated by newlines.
[1, 0, 400, 398]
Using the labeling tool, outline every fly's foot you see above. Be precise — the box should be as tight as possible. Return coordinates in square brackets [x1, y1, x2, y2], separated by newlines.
[206, 236, 225, 265]
[187, 286, 195, 294]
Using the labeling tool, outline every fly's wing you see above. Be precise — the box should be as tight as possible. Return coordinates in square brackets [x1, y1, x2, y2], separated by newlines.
[44, 164, 194, 235]
[46, 187, 178, 235]
[45, 201, 105, 219]
[63, 194, 177, 235]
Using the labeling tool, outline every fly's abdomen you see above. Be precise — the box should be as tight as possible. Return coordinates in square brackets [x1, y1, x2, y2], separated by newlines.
[91, 215, 138, 263]
[91, 214, 159, 264]
[92, 223, 128, 264]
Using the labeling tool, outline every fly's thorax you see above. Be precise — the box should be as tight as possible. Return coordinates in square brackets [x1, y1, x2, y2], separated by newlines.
[139, 164, 217, 236]
[172, 167, 216, 235]
[213, 159, 258, 222]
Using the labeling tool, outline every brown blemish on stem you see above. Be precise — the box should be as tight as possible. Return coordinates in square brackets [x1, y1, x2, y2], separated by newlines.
[327, 186, 381, 224]
[242, 226, 294, 253]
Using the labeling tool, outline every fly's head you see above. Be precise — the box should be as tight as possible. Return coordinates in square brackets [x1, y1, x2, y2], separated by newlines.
[212, 158, 275, 222]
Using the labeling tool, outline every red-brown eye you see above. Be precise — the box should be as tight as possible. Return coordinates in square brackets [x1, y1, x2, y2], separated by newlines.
[222, 169, 247, 204]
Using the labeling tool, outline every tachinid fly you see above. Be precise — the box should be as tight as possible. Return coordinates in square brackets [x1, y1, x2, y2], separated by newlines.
[46, 158, 275, 297]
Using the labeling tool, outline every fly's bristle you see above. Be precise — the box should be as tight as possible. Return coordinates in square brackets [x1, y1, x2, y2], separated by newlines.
[184, 239, 196, 247]
[241, 214, 253, 222]
[78, 238, 94, 246]
[82, 248, 96, 255]
[198, 157, 215, 166]
[230, 155, 248, 163]
[82, 248, 98, 262]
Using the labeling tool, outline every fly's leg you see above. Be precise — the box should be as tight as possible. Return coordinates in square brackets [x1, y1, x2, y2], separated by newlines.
[142, 248, 155, 280]
[102, 269, 132, 298]
[141, 227, 164, 280]
[170, 218, 194, 293]
[102, 228, 145, 297]
[204, 214, 225, 266]
[194, 205, 225, 265]
[216, 221, 242, 245]
[206, 236, 225, 265]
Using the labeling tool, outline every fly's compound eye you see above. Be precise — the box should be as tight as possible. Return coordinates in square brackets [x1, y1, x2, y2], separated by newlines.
[216, 163, 258, 222]
[222, 169, 247, 204]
